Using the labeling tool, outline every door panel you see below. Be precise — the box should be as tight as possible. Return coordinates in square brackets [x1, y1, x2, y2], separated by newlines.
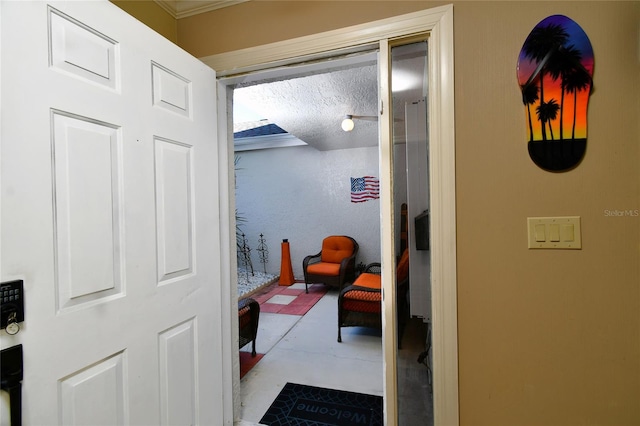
[52, 111, 124, 309]
[152, 63, 192, 118]
[155, 138, 194, 284]
[59, 352, 126, 425]
[1, 2, 222, 424]
[49, 7, 118, 90]
[159, 320, 197, 425]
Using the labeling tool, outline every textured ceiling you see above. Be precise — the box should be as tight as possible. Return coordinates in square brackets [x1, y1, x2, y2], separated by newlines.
[233, 44, 426, 152]
[234, 64, 379, 151]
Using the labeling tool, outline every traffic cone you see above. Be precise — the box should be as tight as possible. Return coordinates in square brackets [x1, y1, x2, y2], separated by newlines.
[279, 239, 294, 286]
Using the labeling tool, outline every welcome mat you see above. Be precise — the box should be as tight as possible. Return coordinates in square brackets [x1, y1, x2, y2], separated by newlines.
[260, 382, 383, 426]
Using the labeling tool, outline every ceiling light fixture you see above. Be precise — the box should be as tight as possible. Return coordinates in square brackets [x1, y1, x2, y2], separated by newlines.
[341, 114, 378, 132]
[341, 115, 355, 132]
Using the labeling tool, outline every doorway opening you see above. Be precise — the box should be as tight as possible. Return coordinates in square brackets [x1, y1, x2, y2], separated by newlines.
[226, 42, 432, 424]
[209, 5, 457, 425]
[228, 49, 387, 422]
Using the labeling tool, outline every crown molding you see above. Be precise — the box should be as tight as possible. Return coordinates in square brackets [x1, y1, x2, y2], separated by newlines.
[154, 0, 250, 19]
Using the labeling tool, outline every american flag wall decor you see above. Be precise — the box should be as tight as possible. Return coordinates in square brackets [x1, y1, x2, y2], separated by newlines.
[350, 176, 380, 203]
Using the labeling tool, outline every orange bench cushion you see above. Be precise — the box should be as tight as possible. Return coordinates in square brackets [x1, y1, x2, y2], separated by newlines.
[320, 236, 355, 264]
[352, 272, 381, 290]
[343, 289, 381, 313]
[342, 273, 382, 313]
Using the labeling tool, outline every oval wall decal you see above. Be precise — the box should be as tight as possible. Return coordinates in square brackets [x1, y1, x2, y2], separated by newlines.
[517, 15, 594, 172]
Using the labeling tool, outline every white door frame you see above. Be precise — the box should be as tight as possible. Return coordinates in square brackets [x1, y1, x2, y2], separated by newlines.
[207, 5, 457, 425]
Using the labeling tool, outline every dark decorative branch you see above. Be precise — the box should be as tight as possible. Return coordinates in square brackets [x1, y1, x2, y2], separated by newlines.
[238, 232, 254, 278]
[257, 233, 269, 274]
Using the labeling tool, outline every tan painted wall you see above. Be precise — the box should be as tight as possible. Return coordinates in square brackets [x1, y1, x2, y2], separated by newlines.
[177, 1, 447, 57]
[111, 0, 177, 43]
[453, 3, 639, 425]
[123, 1, 640, 424]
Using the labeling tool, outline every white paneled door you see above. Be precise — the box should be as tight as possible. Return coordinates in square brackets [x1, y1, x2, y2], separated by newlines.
[1, 1, 222, 424]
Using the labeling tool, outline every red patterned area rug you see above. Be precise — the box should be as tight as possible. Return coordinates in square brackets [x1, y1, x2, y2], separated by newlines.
[240, 351, 264, 379]
[251, 281, 328, 316]
[239, 281, 328, 378]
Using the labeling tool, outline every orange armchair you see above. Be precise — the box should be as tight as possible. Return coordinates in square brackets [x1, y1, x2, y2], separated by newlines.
[302, 236, 359, 293]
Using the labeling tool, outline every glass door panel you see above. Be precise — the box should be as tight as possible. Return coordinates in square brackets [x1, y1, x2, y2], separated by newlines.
[390, 40, 433, 426]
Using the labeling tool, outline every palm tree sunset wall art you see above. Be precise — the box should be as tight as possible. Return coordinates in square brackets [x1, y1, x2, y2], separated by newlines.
[517, 15, 594, 171]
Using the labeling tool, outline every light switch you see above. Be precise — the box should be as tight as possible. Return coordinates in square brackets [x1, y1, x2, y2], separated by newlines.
[561, 224, 574, 242]
[527, 216, 581, 249]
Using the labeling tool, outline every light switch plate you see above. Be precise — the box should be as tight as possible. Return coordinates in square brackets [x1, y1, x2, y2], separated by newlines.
[527, 216, 581, 249]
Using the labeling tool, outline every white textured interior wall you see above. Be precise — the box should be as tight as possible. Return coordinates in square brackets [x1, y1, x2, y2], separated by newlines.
[234, 145, 382, 277]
